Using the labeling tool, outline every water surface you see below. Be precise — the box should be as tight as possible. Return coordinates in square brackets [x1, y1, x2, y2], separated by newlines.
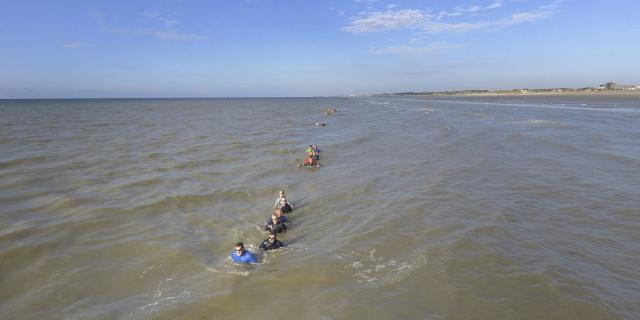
[1, 96, 639, 319]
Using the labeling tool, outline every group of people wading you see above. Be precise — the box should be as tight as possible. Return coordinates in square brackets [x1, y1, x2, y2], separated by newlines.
[230, 145, 322, 264]
[298, 144, 320, 168]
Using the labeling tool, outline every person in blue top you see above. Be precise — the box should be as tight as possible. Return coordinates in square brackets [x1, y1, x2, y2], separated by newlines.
[230, 242, 257, 264]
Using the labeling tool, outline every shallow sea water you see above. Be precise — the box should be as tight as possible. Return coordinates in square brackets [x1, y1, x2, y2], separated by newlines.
[1, 95, 639, 319]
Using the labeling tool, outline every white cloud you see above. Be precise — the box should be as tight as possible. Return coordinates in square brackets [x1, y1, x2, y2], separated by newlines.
[370, 43, 462, 54]
[497, 8, 554, 26]
[343, 1, 560, 35]
[343, 9, 429, 33]
[436, 11, 463, 20]
[143, 8, 182, 27]
[387, 4, 397, 9]
[455, 1, 503, 13]
[424, 3, 556, 34]
[486, 1, 504, 10]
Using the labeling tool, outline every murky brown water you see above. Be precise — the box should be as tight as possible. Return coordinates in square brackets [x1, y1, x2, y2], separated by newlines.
[1, 96, 639, 319]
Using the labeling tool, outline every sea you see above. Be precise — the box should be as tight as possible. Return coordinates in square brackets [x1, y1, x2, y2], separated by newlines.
[1, 95, 639, 320]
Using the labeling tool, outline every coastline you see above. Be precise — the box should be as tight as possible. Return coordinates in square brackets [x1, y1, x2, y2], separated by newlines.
[381, 90, 640, 98]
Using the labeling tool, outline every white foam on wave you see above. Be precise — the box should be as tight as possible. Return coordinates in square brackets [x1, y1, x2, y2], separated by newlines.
[512, 119, 561, 125]
[418, 107, 439, 114]
[206, 266, 250, 277]
[344, 248, 427, 287]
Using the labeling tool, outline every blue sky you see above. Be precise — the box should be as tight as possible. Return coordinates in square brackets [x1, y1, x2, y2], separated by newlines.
[1, 0, 639, 98]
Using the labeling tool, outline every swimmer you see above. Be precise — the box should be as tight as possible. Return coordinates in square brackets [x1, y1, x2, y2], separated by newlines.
[314, 122, 326, 127]
[230, 242, 257, 264]
[305, 145, 314, 156]
[274, 190, 286, 208]
[297, 154, 320, 167]
[274, 208, 289, 222]
[259, 232, 284, 251]
[265, 212, 287, 233]
[278, 197, 293, 213]
[312, 144, 320, 160]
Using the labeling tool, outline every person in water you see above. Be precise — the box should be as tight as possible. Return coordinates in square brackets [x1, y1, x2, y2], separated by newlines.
[259, 232, 284, 251]
[298, 154, 319, 167]
[278, 197, 293, 213]
[274, 190, 286, 208]
[230, 242, 257, 264]
[265, 212, 287, 233]
[305, 145, 313, 156]
[312, 145, 320, 160]
[274, 208, 289, 222]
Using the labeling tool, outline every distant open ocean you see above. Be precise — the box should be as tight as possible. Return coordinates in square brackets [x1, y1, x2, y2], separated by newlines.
[1, 95, 639, 319]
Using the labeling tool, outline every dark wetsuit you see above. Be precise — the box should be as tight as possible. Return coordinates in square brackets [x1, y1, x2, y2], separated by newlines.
[265, 216, 288, 233]
[260, 239, 284, 251]
[280, 203, 292, 213]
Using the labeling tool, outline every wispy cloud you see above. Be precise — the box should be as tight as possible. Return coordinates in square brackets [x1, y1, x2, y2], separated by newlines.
[424, 5, 555, 34]
[343, 1, 560, 34]
[89, 9, 207, 41]
[454, 1, 503, 13]
[370, 43, 462, 55]
[143, 8, 182, 27]
[343, 9, 429, 33]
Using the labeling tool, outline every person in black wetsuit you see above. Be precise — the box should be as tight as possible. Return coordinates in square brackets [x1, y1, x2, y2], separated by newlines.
[278, 197, 293, 213]
[260, 232, 284, 251]
[265, 212, 287, 233]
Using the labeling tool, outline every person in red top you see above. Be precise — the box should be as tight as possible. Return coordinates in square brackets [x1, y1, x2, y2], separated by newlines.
[298, 154, 319, 167]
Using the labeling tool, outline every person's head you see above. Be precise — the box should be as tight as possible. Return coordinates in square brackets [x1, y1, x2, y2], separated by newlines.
[235, 242, 245, 255]
[268, 233, 277, 243]
[274, 208, 283, 217]
[308, 154, 314, 159]
[309, 145, 313, 148]
[279, 190, 285, 197]
[280, 197, 287, 204]
[271, 214, 278, 222]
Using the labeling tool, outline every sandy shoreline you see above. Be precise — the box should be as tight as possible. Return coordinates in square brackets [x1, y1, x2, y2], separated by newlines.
[387, 91, 640, 98]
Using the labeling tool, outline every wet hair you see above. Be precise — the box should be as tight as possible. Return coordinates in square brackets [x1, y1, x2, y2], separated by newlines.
[269, 232, 277, 239]
[235, 242, 244, 248]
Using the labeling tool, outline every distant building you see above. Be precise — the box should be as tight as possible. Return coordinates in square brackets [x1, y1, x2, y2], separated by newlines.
[604, 82, 638, 90]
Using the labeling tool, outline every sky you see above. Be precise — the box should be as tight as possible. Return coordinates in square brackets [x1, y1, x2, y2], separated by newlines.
[1, 0, 639, 98]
